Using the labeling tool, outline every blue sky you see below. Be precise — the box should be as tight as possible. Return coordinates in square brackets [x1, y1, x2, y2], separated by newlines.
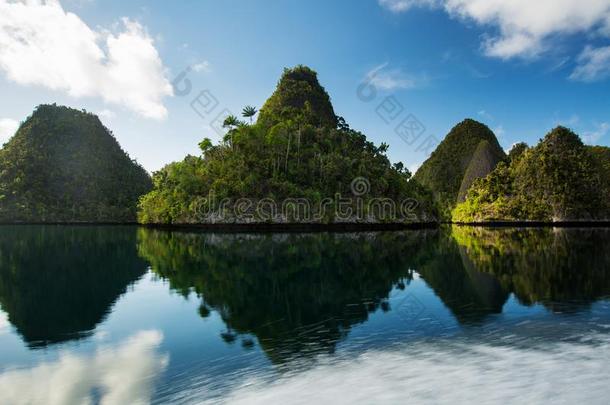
[1, 0, 609, 173]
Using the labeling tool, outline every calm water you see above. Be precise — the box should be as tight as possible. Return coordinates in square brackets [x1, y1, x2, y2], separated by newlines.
[1, 226, 610, 404]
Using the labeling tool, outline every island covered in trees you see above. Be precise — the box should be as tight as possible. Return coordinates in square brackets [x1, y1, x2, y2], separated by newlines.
[0, 65, 608, 225]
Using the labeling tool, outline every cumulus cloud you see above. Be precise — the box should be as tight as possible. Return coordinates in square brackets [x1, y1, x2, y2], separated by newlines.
[582, 122, 610, 144]
[378, 0, 439, 13]
[379, 0, 610, 60]
[365, 63, 419, 91]
[477, 110, 494, 122]
[192, 61, 212, 73]
[570, 45, 610, 82]
[0, 118, 19, 144]
[0, 330, 168, 405]
[0, 0, 173, 119]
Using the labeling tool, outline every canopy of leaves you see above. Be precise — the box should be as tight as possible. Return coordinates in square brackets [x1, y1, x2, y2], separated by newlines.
[0, 104, 152, 222]
[413, 119, 505, 218]
[139, 66, 436, 224]
[453, 127, 609, 222]
[257, 65, 338, 129]
[508, 142, 528, 161]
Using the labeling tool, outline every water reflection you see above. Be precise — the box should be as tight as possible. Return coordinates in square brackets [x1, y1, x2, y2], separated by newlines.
[0, 226, 148, 347]
[136, 227, 610, 362]
[0, 225, 609, 361]
[0, 330, 168, 405]
[137, 230, 435, 363]
[452, 227, 610, 311]
[415, 231, 510, 324]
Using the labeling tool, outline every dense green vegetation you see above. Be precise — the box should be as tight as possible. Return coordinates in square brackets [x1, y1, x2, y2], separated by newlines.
[139, 66, 436, 224]
[0, 105, 152, 222]
[453, 127, 609, 222]
[0, 73, 606, 225]
[413, 119, 506, 219]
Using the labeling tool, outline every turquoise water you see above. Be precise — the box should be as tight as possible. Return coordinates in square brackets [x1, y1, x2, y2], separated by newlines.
[0, 226, 609, 404]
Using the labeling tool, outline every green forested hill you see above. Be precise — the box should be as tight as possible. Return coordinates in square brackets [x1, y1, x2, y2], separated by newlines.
[413, 119, 506, 218]
[0, 104, 152, 222]
[453, 127, 609, 222]
[138, 66, 436, 224]
[257, 65, 338, 129]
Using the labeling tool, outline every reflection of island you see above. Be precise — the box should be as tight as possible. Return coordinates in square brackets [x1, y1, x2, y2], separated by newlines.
[452, 226, 610, 311]
[137, 229, 435, 363]
[416, 231, 510, 324]
[0, 226, 148, 347]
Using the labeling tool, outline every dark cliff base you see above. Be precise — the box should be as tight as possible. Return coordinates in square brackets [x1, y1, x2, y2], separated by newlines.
[451, 221, 610, 228]
[143, 222, 440, 233]
[0, 221, 439, 233]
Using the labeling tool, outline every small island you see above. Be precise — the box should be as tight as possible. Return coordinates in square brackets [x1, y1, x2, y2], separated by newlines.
[1, 66, 608, 227]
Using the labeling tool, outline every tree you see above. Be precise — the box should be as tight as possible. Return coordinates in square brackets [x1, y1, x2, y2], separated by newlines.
[0, 104, 152, 223]
[222, 115, 240, 129]
[138, 65, 437, 224]
[242, 105, 258, 123]
[198, 138, 213, 154]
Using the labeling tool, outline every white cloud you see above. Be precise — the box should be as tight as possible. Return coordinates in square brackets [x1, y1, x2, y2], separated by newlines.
[0, 0, 173, 120]
[97, 109, 116, 120]
[365, 63, 419, 91]
[192, 61, 211, 73]
[582, 122, 610, 144]
[409, 162, 423, 174]
[553, 114, 581, 128]
[0, 118, 19, 144]
[570, 45, 610, 82]
[493, 125, 505, 138]
[0, 330, 168, 405]
[379, 0, 439, 12]
[379, 0, 610, 60]
[477, 110, 494, 122]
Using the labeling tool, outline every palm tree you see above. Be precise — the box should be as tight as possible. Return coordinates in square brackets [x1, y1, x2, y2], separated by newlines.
[223, 115, 240, 129]
[242, 105, 258, 123]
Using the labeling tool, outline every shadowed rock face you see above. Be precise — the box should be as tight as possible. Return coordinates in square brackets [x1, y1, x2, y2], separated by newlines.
[0, 226, 147, 347]
[458, 140, 506, 202]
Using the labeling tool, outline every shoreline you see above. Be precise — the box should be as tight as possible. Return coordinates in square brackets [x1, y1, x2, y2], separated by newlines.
[1, 221, 610, 232]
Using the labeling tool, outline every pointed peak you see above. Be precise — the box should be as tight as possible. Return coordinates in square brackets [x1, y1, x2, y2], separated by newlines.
[257, 65, 338, 128]
[543, 126, 583, 148]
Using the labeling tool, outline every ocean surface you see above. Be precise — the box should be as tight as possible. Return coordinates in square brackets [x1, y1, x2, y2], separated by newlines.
[0, 225, 609, 404]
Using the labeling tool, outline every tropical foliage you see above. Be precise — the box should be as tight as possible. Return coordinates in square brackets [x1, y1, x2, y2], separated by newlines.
[453, 127, 609, 222]
[0, 105, 152, 222]
[138, 66, 436, 224]
[413, 119, 506, 219]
